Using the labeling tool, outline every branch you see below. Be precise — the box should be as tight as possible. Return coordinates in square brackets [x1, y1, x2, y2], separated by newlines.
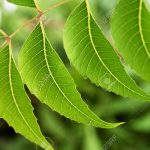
[10, 0, 69, 38]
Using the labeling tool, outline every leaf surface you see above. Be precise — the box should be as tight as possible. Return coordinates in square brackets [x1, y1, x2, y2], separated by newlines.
[18, 22, 122, 128]
[7, 0, 35, 7]
[111, 0, 150, 82]
[0, 45, 53, 150]
[63, 1, 150, 102]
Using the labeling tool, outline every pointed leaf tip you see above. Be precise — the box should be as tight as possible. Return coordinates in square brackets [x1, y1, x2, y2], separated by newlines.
[18, 22, 122, 129]
[0, 45, 54, 150]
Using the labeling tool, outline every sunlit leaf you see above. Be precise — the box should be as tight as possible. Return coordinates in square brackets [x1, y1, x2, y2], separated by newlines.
[0, 45, 53, 150]
[18, 22, 122, 128]
[7, 0, 35, 7]
[63, 1, 150, 101]
[111, 0, 150, 82]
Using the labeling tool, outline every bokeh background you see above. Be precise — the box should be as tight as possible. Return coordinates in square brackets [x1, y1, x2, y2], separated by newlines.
[0, 0, 150, 149]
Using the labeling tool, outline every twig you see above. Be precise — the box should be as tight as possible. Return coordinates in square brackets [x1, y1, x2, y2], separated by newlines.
[44, 0, 69, 14]
[4, 0, 69, 39]
[0, 29, 10, 49]
[10, 1, 69, 38]
[10, 16, 38, 38]
[0, 29, 8, 37]
[1, 0, 69, 49]
[33, 0, 42, 13]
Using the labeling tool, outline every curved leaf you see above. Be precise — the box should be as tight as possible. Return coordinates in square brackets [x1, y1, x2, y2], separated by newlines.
[0, 45, 53, 150]
[63, 1, 150, 101]
[7, 0, 35, 7]
[111, 0, 150, 82]
[18, 22, 122, 128]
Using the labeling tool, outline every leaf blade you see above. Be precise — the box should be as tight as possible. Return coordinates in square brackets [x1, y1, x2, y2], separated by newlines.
[111, 0, 150, 82]
[18, 22, 122, 128]
[0, 45, 53, 150]
[63, 1, 150, 101]
[7, 0, 35, 7]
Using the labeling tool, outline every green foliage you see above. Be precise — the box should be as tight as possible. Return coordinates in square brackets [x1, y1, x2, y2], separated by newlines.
[18, 22, 121, 128]
[1, 0, 150, 149]
[0, 45, 53, 150]
[111, 0, 150, 82]
[63, 1, 150, 101]
[7, 0, 35, 7]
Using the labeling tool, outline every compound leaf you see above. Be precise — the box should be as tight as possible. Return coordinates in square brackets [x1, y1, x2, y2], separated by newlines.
[0, 45, 53, 150]
[63, 1, 150, 101]
[111, 0, 150, 82]
[18, 22, 122, 128]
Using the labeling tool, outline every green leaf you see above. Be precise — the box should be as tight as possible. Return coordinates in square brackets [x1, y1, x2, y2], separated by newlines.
[111, 0, 150, 82]
[7, 0, 35, 7]
[0, 45, 54, 150]
[63, 1, 150, 101]
[18, 22, 122, 128]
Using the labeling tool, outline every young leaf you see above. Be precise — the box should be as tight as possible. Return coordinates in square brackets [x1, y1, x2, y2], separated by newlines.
[63, 1, 150, 101]
[18, 22, 122, 128]
[111, 0, 150, 82]
[0, 45, 53, 150]
[7, 0, 35, 7]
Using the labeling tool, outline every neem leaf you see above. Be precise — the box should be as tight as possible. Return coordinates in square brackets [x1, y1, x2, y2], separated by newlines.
[7, 0, 35, 7]
[0, 45, 54, 150]
[18, 22, 122, 128]
[111, 0, 150, 82]
[63, 1, 150, 101]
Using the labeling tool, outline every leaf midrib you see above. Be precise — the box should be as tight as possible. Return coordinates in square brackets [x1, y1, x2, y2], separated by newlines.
[85, 0, 149, 100]
[40, 22, 108, 126]
[8, 45, 44, 145]
[138, 0, 150, 57]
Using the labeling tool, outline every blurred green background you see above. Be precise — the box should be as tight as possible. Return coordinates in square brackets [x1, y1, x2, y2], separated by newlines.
[0, 0, 150, 150]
